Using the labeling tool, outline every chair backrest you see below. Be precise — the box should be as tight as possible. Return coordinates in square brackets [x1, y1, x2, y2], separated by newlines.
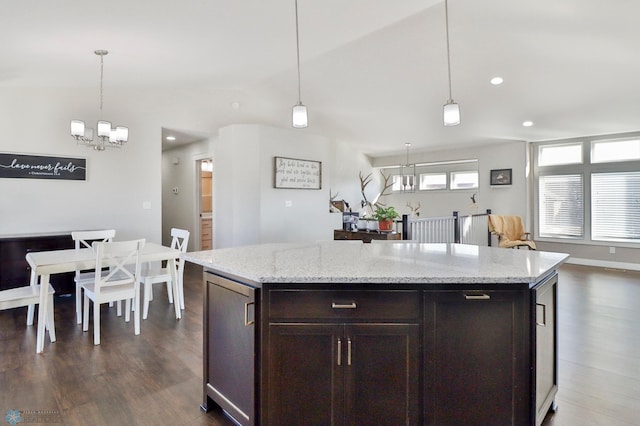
[92, 239, 145, 296]
[170, 228, 190, 253]
[488, 215, 525, 240]
[72, 229, 116, 250]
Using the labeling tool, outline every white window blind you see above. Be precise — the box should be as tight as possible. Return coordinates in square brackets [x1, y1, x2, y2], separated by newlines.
[592, 172, 640, 242]
[539, 174, 584, 238]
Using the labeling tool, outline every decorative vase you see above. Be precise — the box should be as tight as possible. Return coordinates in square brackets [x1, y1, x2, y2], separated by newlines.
[378, 219, 394, 232]
[366, 220, 378, 231]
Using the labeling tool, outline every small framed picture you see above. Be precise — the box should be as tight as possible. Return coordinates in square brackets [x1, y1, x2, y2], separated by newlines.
[490, 168, 512, 186]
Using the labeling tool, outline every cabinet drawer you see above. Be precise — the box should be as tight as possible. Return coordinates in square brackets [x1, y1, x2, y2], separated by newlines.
[268, 289, 420, 321]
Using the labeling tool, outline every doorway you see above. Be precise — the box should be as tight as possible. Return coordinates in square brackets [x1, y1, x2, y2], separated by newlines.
[199, 159, 213, 250]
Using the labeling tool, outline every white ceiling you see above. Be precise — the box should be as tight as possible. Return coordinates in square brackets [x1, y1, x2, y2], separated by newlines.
[3, 0, 640, 157]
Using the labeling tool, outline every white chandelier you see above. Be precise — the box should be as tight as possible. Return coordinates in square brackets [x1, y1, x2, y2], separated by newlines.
[71, 50, 129, 151]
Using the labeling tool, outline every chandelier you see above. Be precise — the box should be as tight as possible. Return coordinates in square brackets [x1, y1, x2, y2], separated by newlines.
[71, 50, 129, 151]
[400, 142, 416, 192]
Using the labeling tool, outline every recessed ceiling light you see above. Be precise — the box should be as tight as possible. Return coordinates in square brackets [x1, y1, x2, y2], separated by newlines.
[166, 136, 176, 141]
[522, 121, 533, 127]
[490, 76, 504, 85]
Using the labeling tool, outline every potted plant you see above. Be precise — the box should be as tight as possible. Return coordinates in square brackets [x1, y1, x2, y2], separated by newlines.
[373, 206, 399, 232]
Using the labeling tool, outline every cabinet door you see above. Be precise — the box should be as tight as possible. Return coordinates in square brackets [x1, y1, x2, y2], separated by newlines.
[205, 275, 256, 425]
[424, 290, 528, 426]
[535, 274, 558, 425]
[345, 324, 421, 426]
[267, 324, 344, 426]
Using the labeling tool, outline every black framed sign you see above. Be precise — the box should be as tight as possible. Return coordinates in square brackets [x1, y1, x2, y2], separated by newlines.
[274, 156, 322, 189]
[490, 168, 512, 186]
[0, 153, 86, 180]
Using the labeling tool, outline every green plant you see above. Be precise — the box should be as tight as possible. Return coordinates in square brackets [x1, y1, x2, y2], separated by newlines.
[373, 206, 399, 221]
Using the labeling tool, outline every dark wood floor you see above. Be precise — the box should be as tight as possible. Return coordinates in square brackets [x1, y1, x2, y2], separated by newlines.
[1, 263, 638, 425]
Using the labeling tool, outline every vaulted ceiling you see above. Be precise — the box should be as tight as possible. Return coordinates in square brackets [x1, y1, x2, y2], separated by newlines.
[3, 0, 639, 157]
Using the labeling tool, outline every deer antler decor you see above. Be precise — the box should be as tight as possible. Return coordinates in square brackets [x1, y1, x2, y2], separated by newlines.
[407, 201, 421, 217]
[359, 170, 394, 213]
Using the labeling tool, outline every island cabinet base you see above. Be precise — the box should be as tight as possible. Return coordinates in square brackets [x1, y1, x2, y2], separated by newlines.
[202, 271, 558, 426]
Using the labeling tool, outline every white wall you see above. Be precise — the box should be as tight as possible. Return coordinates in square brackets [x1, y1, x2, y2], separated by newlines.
[369, 141, 529, 222]
[0, 87, 162, 242]
[213, 124, 342, 248]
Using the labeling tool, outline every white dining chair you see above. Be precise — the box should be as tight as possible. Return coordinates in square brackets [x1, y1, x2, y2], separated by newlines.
[71, 229, 116, 324]
[140, 228, 190, 320]
[1, 272, 56, 344]
[82, 239, 145, 345]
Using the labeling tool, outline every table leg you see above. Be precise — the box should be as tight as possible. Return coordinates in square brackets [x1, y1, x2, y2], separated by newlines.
[169, 258, 181, 320]
[36, 273, 51, 354]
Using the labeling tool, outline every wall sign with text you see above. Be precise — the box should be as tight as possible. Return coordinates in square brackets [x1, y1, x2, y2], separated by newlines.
[0, 153, 87, 180]
[274, 156, 321, 189]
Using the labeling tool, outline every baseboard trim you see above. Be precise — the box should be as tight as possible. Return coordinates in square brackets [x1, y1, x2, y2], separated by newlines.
[566, 257, 640, 272]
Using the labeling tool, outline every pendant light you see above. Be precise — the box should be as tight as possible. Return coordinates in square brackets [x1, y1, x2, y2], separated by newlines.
[443, 0, 460, 126]
[292, 0, 308, 128]
[71, 50, 129, 150]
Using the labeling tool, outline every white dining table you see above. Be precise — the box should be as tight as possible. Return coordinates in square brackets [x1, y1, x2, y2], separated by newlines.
[26, 242, 181, 353]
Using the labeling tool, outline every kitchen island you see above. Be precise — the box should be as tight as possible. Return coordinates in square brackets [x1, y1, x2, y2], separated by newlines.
[184, 242, 569, 426]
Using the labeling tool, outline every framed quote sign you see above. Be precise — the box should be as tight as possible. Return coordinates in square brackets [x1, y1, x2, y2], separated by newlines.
[274, 156, 322, 189]
[0, 153, 86, 180]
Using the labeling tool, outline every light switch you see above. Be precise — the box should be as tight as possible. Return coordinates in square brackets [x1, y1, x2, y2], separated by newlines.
[285, 200, 293, 207]
[142, 201, 151, 210]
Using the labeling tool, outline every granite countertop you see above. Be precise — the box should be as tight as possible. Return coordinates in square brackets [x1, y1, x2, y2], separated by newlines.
[183, 242, 569, 285]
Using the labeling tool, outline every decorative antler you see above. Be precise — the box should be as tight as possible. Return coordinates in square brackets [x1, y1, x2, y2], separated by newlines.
[372, 172, 393, 208]
[407, 201, 421, 217]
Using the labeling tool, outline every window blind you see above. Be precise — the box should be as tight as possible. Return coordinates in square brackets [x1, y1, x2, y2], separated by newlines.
[539, 174, 584, 238]
[592, 172, 640, 241]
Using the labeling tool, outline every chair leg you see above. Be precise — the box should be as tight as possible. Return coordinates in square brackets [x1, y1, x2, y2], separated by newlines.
[75, 283, 82, 324]
[46, 293, 56, 343]
[134, 292, 140, 336]
[83, 295, 90, 332]
[124, 299, 131, 322]
[116, 300, 122, 317]
[143, 282, 151, 320]
[93, 301, 100, 345]
[166, 281, 173, 304]
[178, 278, 185, 311]
[26, 304, 35, 326]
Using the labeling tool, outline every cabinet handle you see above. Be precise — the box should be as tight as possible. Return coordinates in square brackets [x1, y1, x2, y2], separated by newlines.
[536, 303, 547, 327]
[464, 294, 491, 300]
[244, 302, 255, 326]
[337, 338, 342, 366]
[347, 338, 352, 366]
[331, 302, 357, 309]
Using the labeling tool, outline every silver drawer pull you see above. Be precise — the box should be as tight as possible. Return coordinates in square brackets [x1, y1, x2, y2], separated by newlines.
[464, 294, 491, 300]
[244, 302, 255, 326]
[332, 302, 357, 309]
[536, 303, 547, 327]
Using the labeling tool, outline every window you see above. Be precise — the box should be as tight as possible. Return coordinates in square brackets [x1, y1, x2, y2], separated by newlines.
[592, 172, 640, 242]
[450, 171, 478, 190]
[534, 135, 640, 245]
[538, 174, 584, 238]
[591, 139, 640, 163]
[419, 173, 447, 190]
[538, 143, 582, 166]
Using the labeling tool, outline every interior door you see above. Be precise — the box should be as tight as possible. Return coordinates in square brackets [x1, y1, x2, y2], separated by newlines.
[199, 159, 213, 250]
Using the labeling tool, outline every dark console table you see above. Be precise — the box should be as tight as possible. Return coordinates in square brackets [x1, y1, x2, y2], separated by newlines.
[0, 232, 75, 294]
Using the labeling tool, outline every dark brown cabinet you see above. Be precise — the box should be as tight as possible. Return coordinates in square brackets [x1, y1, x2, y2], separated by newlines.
[201, 271, 559, 426]
[267, 323, 420, 426]
[423, 290, 529, 425]
[264, 289, 421, 426]
[0, 233, 74, 293]
[534, 274, 558, 425]
[203, 273, 256, 426]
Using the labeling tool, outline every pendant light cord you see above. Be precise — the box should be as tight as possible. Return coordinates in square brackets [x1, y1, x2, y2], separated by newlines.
[295, 0, 302, 105]
[99, 53, 104, 115]
[445, 0, 453, 102]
